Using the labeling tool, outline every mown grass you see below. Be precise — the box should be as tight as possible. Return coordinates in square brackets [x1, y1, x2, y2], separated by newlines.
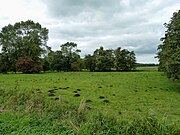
[0, 70, 179, 134]
[136, 66, 159, 72]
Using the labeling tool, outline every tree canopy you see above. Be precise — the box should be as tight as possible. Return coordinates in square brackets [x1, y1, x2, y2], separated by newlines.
[60, 42, 81, 71]
[41, 45, 136, 72]
[157, 10, 180, 79]
[0, 20, 137, 73]
[84, 46, 136, 72]
[0, 20, 49, 73]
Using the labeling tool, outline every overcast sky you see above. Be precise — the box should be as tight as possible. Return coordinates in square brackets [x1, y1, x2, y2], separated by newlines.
[0, 0, 179, 63]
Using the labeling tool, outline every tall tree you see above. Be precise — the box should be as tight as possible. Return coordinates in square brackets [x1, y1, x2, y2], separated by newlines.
[128, 51, 136, 70]
[0, 53, 9, 73]
[157, 10, 180, 79]
[114, 47, 136, 71]
[60, 42, 81, 71]
[51, 50, 65, 71]
[93, 47, 114, 71]
[114, 47, 122, 71]
[0, 20, 48, 73]
[84, 54, 96, 71]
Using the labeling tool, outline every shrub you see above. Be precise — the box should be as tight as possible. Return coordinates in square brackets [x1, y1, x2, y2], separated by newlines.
[16, 57, 42, 73]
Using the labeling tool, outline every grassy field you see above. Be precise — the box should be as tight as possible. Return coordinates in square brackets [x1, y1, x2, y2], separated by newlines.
[136, 66, 159, 72]
[0, 69, 180, 134]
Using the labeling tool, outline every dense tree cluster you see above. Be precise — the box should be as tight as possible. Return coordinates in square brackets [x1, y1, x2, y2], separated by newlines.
[39, 45, 136, 72]
[0, 20, 136, 73]
[42, 45, 136, 72]
[43, 42, 82, 72]
[0, 20, 48, 73]
[157, 10, 180, 79]
[84, 47, 136, 72]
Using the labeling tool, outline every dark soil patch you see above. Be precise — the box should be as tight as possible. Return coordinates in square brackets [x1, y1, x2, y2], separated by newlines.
[48, 90, 56, 93]
[74, 94, 80, 97]
[103, 100, 109, 103]
[55, 97, 60, 101]
[62, 87, 69, 90]
[99, 96, 105, 99]
[77, 89, 81, 91]
[85, 99, 92, 103]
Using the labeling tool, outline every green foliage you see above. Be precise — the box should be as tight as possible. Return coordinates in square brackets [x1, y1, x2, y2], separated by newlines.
[60, 42, 81, 71]
[114, 47, 136, 71]
[41, 43, 136, 72]
[41, 42, 84, 72]
[83, 114, 179, 135]
[157, 10, 180, 79]
[71, 60, 83, 71]
[93, 47, 114, 71]
[42, 56, 51, 72]
[1, 112, 179, 135]
[50, 50, 65, 71]
[84, 46, 136, 71]
[0, 20, 49, 73]
[0, 53, 9, 73]
[84, 54, 96, 71]
[0, 18, 137, 73]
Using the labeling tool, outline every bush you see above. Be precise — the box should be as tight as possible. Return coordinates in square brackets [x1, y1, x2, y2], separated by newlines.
[16, 57, 42, 73]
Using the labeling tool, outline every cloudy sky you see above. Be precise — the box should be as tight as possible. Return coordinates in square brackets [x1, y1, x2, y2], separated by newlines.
[0, 0, 179, 63]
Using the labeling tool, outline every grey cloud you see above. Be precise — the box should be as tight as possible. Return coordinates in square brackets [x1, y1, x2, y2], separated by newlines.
[134, 40, 159, 55]
[42, 0, 180, 63]
[44, 0, 119, 18]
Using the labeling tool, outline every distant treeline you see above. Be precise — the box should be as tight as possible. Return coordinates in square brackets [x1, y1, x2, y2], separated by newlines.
[42, 43, 136, 72]
[136, 63, 159, 67]
[0, 42, 136, 73]
[0, 20, 136, 73]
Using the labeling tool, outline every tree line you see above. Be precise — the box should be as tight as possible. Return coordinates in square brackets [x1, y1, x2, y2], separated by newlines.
[43, 43, 136, 72]
[157, 10, 180, 80]
[1, 9, 179, 78]
[0, 20, 136, 73]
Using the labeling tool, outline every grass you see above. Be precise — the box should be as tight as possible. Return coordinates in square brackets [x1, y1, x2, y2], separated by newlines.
[136, 66, 159, 72]
[0, 70, 180, 134]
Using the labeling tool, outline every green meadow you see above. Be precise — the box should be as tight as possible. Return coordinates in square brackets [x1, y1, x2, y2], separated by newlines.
[0, 70, 180, 134]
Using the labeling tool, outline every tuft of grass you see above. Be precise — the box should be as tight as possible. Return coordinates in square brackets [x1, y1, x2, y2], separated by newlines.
[0, 110, 179, 135]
